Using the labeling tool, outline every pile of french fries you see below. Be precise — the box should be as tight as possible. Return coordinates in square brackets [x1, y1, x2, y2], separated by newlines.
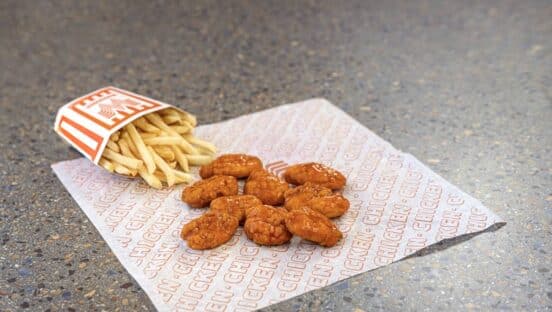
[98, 108, 216, 189]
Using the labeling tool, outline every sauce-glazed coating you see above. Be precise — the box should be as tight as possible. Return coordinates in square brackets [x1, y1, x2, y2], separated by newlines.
[182, 175, 238, 208]
[244, 169, 290, 206]
[284, 182, 349, 218]
[181, 211, 239, 250]
[244, 205, 292, 246]
[283, 162, 346, 190]
[200, 154, 263, 179]
[285, 207, 343, 247]
[210, 195, 262, 223]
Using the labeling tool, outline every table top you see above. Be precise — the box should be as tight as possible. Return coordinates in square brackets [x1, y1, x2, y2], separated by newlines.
[1, 0, 550, 311]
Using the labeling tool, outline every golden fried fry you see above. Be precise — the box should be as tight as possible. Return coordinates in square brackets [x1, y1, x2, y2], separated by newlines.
[137, 167, 162, 189]
[144, 113, 199, 155]
[102, 148, 143, 170]
[111, 131, 120, 142]
[143, 136, 182, 145]
[148, 146, 176, 186]
[172, 169, 193, 183]
[153, 145, 175, 161]
[107, 139, 120, 152]
[114, 163, 138, 176]
[99, 158, 114, 173]
[133, 117, 161, 133]
[172, 146, 189, 172]
[162, 114, 181, 124]
[120, 132, 139, 157]
[170, 125, 192, 134]
[137, 132, 158, 139]
[183, 134, 217, 154]
[126, 123, 156, 173]
[185, 154, 214, 166]
[99, 108, 214, 188]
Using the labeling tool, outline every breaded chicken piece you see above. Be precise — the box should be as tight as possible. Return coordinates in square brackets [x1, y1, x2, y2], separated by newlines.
[285, 207, 342, 247]
[200, 154, 263, 179]
[283, 162, 346, 190]
[244, 205, 292, 246]
[210, 195, 262, 223]
[284, 182, 349, 218]
[182, 175, 238, 208]
[244, 169, 289, 206]
[181, 211, 239, 250]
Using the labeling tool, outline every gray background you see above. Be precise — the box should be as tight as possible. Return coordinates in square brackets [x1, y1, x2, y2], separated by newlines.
[1, 0, 550, 311]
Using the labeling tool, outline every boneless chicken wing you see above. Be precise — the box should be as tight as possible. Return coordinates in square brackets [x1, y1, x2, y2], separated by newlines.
[182, 175, 238, 208]
[244, 169, 289, 206]
[210, 195, 262, 223]
[285, 207, 342, 247]
[284, 182, 349, 218]
[244, 205, 292, 246]
[200, 154, 263, 179]
[283, 162, 346, 190]
[181, 211, 239, 250]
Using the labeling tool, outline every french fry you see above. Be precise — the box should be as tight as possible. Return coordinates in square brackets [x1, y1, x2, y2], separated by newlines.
[118, 139, 136, 158]
[121, 132, 139, 157]
[185, 154, 214, 166]
[102, 148, 143, 170]
[144, 113, 173, 133]
[177, 137, 199, 155]
[162, 114, 181, 125]
[172, 146, 189, 172]
[159, 108, 179, 116]
[171, 126, 192, 134]
[126, 123, 156, 174]
[134, 117, 161, 133]
[173, 169, 193, 183]
[114, 163, 138, 176]
[99, 108, 214, 188]
[107, 139, 120, 152]
[183, 134, 217, 154]
[170, 125, 192, 134]
[154, 170, 191, 184]
[180, 121, 194, 130]
[111, 131, 120, 142]
[138, 167, 162, 189]
[153, 146, 175, 161]
[143, 136, 182, 145]
[148, 146, 176, 186]
[138, 132, 158, 139]
[144, 113, 200, 154]
[178, 110, 197, 127]
[195, 145, 216, 156]
[99, 158, 115, 173]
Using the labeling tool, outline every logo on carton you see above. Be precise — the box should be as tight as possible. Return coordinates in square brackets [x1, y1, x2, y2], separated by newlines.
[55, 87, 170, 163]
[69, 87, 163, 129]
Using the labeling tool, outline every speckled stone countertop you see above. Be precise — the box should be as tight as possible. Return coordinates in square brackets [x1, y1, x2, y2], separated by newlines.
[1, 0, 550, 311]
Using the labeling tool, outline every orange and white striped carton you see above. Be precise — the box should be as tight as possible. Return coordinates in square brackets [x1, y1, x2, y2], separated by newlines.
[54, 86, 176, 164]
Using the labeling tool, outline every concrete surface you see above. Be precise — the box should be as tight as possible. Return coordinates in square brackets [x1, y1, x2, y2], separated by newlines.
[0, 0, 551, 311]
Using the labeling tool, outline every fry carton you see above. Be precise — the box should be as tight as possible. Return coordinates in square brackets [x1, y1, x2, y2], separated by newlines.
[54, 87, 213, 188]
[54, 86, 176, 163]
